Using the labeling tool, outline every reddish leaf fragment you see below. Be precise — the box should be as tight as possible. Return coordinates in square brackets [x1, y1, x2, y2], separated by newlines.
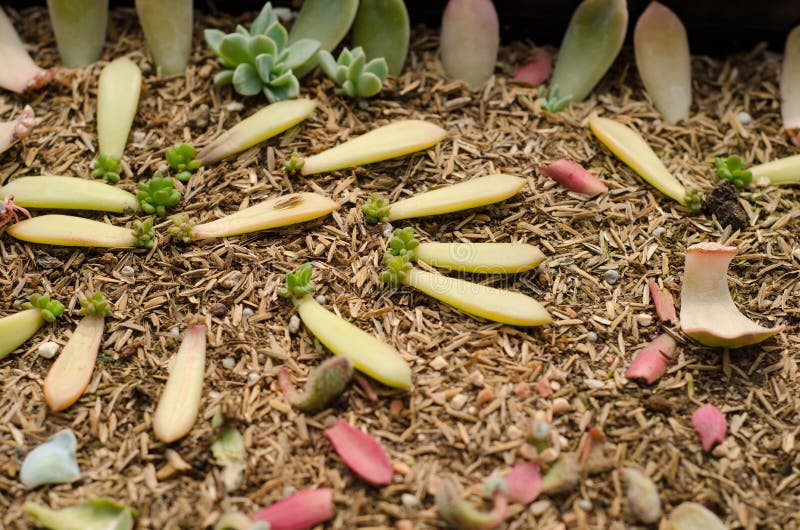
[540, 160, 608, 196]
[324, 418, 393, 485]
[505, 461, 542, 504]
[648, 279, 676, 322]
[251, 488, 334, 530]
[692, 403, 726, 452]
[512, 49, 552, 87]
[625, 333, 677, 384]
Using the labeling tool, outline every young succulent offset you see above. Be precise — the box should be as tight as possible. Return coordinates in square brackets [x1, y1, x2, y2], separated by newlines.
[436, 476, 508, 530]
[137, 173, 181, 218]
[714, 155, 752, 188]
[684, 188, 703, 214]
[6, 215, 156, 248]
[0, 293, 64, 361]
[318, 47, 388, 104]
[278, 356, 353, 412]
[91, 155, 121, 184]
[165, 143, 201, 182]
[538, 84, 572, 113]
[204, 2, 320, 102]
[0, 195, 30, 231]
[284, 152, 305, 174]
[22, 293, 65, 324]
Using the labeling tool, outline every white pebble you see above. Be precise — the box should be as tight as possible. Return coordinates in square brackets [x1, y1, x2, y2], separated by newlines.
[225, 102, 244, 111]
[737, 111, 752, 125]
[468, 370, 485, 387]
[120, 265, 135, 277]
[530, 499, 551, 515]
[603, 269, 620, 285]
[221, 271, 243, 289]
[170, 326, 180, 336]
[584, 378, 605, 390]
[651, 227, 666, 238]
[222, 358, 235, 369]
[158, 163, 169, 174]
[288, 315, 301, 334]
[401, 493, 419, 508]
[132, 131, 146, 143]
[636, 313, 653, 327]
[450, 394, 467, 410]
[587, 331, 598, 342]
[247, 372, 259, 384]
[242, 308, 254, 318]
[315, 295, 327, 305]
[37, 341, 59, 359]
[430, 356, 448, 370]
[578, 499, 592, 512]
[382, 223, 394, 238]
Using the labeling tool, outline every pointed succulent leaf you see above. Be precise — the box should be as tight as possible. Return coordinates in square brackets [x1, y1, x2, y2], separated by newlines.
[219, 34, 252, 65]
[340, 47, 353, 65]
[347, 51, 366, 85]
[318, 50, 339, 79]
[204, 29, 226, 55]
[269, 68, 294, 87]
[250, 2, 278, 36]
[252, 489, 335, 529]
[233, 63, 263, 96]
[323, 418, 393, 485]
[265, 22, 288, 52]
[284, 39, 321, 70]
[248, 34, 278, 59]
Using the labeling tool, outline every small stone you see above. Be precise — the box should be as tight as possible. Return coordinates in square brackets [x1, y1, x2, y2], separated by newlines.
[247, 372, 259, 384]
[221, 271, 243, 289]
[222, 358, 235, 370]
[530, 499, 551, 515]
[189, 104, 210, 129]
[225, 102, 244, 112]
[210, 303, 227, 317]
[514, 381, 530, 398]
[578, 499, 592, 512]
[651, 226, 666, 238]
[120, 265, 135, 277]
[477, 387, 494, 404]
[467, 370, 485, 387]
[170, 326, 180, 336]
[401, 493, 419, 508]
[315, 295, 327, 305]
[737, 111, 752, 124]
[242, 308, 254, 319]
[552, 398, 570, 414]
[535, 377, 553, 397]
[603, 269, 620, 285]
[158, 163, 169, 174]
[288, 315, 301, 334]
[431, 391, 447, 405]
[382, 223, 394, 238]
[393, 461, 411, 475]
[37, 341, 58, 359]
[636, 313, 653, 327]
[450, 394, 467, 410]
[430, 356, 448, 370]
[587, 331, 598, 342]
[584, 378, 604, 390]
[132, 131, 146, 143]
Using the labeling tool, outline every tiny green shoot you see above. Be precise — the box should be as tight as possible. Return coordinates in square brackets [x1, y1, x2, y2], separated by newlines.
[132, 218, 156, 248]
[362, 195, 391, 224]
[165, 143, 201, 182]
[91, 155, 121, 184]
[278, 262, 316, 298]
[538, 84, 572, 113]
[714, 155, 752, 188]
[22, 293, 65, 323]
[684, 188, 704, 214]
[136, 173, 181, 218]
[284, 152, 305, 174]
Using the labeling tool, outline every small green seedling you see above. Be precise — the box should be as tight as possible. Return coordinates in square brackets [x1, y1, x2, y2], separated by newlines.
[362, 195, 390, 224]
[714, 155, 752, 188]
[538, 84, 572, 113]
[684, 188, 704, 214]
[284, 152, 305, 174]
[318, 46, 388, 106]
[165, 143, 201, 182]
[91, 155, 121, 183]
[6, 215, 155, 249]
[0, 294, 65, 360]
[137, 173, 181, 218]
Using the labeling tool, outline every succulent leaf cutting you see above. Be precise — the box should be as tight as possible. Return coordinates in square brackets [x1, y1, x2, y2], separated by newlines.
[91, 155, 121, 184]
[205, 2, 320, 102]
[318, 46, 388, 103]
[165, 143, 202, 182]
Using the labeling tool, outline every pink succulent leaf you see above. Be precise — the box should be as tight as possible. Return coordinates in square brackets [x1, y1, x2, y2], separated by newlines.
[324, 418, 393, 485]
[692, 403, 726, 452]
[505, 461, 542, 504]
[648, 279, 676, 323]
[435, 476, 507, 530]
[251, 488, 334, 530]
[512, 49, 552, 87]
[625, 333, 677, 384]
[540, 159, 608, 196]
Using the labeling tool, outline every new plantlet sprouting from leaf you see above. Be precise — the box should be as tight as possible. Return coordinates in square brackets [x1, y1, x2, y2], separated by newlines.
[714, 155, 752, 188]
[279, 263, 412, 389]
[3, 176, 139, 214]
[538, 84, 572, 113]
[381, 229, 552, 327]
[318, 46, 388, 104]
[137, 173, 181, 218]
[0, 195, 30, 231]
[684, 188, 703, 214]
[204, 2, 320, 102]
[43, 292, 112, 411]
[284, 152, 305, 174]
[91, 154, 121, 183]
[6, 215, 156, 249]
[0, 293, 64, 361]
[165, 143, 201, 182]
[278, 356, 353, 412]
[435, 476, 508, 530]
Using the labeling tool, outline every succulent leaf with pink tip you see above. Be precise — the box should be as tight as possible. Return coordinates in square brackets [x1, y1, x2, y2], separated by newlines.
[625, 333, 677, 384]
[692, 403, 726, 452]
[324, 418, 393, 485]
[540, 159, 608, 196]
[251, 488, 335, 530]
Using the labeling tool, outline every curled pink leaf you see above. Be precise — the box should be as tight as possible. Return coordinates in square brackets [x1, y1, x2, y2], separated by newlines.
[324, 418, 393, 485]
[251, 488, 334, 530]
[648, 279, 676, 323]
[435, 476, 507, 530]
[625, 333, 677, 384]
[692, 403, 726, 452]
[505, 461, 542, 504]
[540, 159, 608, 196]
[512, 49, 552, 87]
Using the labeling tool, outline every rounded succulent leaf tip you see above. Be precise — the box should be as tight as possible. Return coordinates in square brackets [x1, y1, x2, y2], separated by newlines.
[320, 47, 388, 101]
[22, 293, 65, 323]
[279, 262, 316, 298]
[77, 292, 113, 317]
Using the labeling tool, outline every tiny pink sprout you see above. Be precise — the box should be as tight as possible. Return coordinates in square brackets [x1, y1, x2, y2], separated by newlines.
[692, 403, 726, 452]
[0, 195, 31, 230]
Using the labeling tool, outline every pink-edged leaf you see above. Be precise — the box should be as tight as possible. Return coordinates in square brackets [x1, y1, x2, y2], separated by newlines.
[648, 279, 676, 323]
[692, 403, 726, 452]
[324, 418, 393, 485]
[251, 488, 335, 530]
[505, 461, 542, 504]
[440, 0, 499, 88]
[540, 159, 608, 196]
[625, 333, 677, 384]
[512, 49, 552, 87]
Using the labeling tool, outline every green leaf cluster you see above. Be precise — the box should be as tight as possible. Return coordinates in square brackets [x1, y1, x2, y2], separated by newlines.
[91, 155, 121, 184]
[204, 2, 320, 103]
[538, 84, 572, 113]
[284, 152, 305, 174]
[22, 293, 65, 323]
[77, 292, 113, 317]
[318, 47, 387, 101]
[168, 213, 195, 243]
[684, 188, 704, 214]
[165, 143, 201, 182]
[387, 227, 419, 260]
[714, 155, 752, 188]
[136, 173, 181, 218]
[278, 262, 316, 298]
[132, 218, 156, 249]
[380, 252, 413, 285]
[362, 195, 391, 224]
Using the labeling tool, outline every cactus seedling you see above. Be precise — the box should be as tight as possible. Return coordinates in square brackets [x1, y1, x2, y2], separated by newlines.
[137, 173, 181, 218]
[318, 47, 388, 106]
[0, 293, 64, 360]
[205, 2, 320, 102]
[165, 143, 202, 182]
[714, 155, 752, 188]
[91, 154, 122, 184]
